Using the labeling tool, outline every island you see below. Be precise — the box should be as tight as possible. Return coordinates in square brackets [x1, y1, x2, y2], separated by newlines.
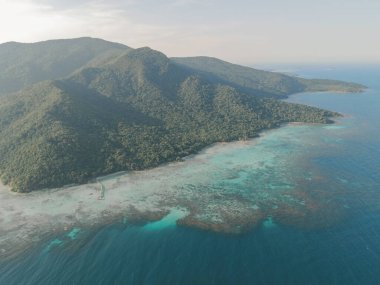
[0, 37, 368, 261]
[0, 37, 365, 193]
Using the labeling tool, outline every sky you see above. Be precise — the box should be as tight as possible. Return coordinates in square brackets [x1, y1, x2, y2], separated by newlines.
[0, 0, 379, 64]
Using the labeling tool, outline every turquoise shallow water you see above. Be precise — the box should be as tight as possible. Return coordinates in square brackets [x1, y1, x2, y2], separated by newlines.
[1, 65, 380, 284]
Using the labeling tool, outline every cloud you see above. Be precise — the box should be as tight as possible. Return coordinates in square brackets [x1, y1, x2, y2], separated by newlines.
[0, 0, 379, 63]
[0, 0, 228, 52]
[0, 0, 59, 42]
[168, 0, 214, 7]
[0, 0, 161, 45]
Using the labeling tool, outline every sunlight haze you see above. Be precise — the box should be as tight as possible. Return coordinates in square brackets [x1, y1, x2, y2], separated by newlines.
[0, 0, 379, 63]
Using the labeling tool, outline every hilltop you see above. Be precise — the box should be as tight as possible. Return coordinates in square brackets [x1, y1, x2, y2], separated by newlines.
[0, 38, 365, 192]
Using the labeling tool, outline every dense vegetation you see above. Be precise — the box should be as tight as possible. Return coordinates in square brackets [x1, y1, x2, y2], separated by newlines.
[0, 39, 363, 192]
[0, 37, 129, 95]
[173, 57, 365, 97]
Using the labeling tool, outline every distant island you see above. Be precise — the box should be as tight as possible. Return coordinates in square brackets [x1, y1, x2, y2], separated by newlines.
[0, 37, 365, 192]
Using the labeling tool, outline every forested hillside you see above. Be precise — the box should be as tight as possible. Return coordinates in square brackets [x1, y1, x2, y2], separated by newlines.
[0, 37, 129, 95]
[0, 39, 363, 192]
[172, 56, 364, 97]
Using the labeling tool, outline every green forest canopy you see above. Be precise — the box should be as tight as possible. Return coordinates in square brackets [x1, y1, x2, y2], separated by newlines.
[0, 38, 365, 192]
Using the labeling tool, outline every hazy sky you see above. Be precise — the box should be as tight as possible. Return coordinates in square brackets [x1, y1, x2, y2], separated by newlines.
[0, 0, 379, 64]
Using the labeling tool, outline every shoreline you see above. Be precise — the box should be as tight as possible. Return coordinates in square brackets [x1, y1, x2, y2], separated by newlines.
[0, 118, 349, 260]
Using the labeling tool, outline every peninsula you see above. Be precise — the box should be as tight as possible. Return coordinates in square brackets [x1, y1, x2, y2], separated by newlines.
[0, 37, 365, 192]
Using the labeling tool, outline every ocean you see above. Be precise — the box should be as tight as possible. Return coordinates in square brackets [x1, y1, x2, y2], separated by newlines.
[0, 64, 379, 285]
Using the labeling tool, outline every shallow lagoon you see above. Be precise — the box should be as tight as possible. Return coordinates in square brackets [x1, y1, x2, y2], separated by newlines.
[1, 65, 380, 284]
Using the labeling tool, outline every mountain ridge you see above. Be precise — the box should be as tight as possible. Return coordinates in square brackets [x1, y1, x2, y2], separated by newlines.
[0, 37, 130, 95]
[0, 38, 365, 192]
[172, 56, 365, 97]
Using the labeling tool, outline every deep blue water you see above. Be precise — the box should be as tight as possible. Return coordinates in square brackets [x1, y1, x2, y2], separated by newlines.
[1, 65, 380, 285]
